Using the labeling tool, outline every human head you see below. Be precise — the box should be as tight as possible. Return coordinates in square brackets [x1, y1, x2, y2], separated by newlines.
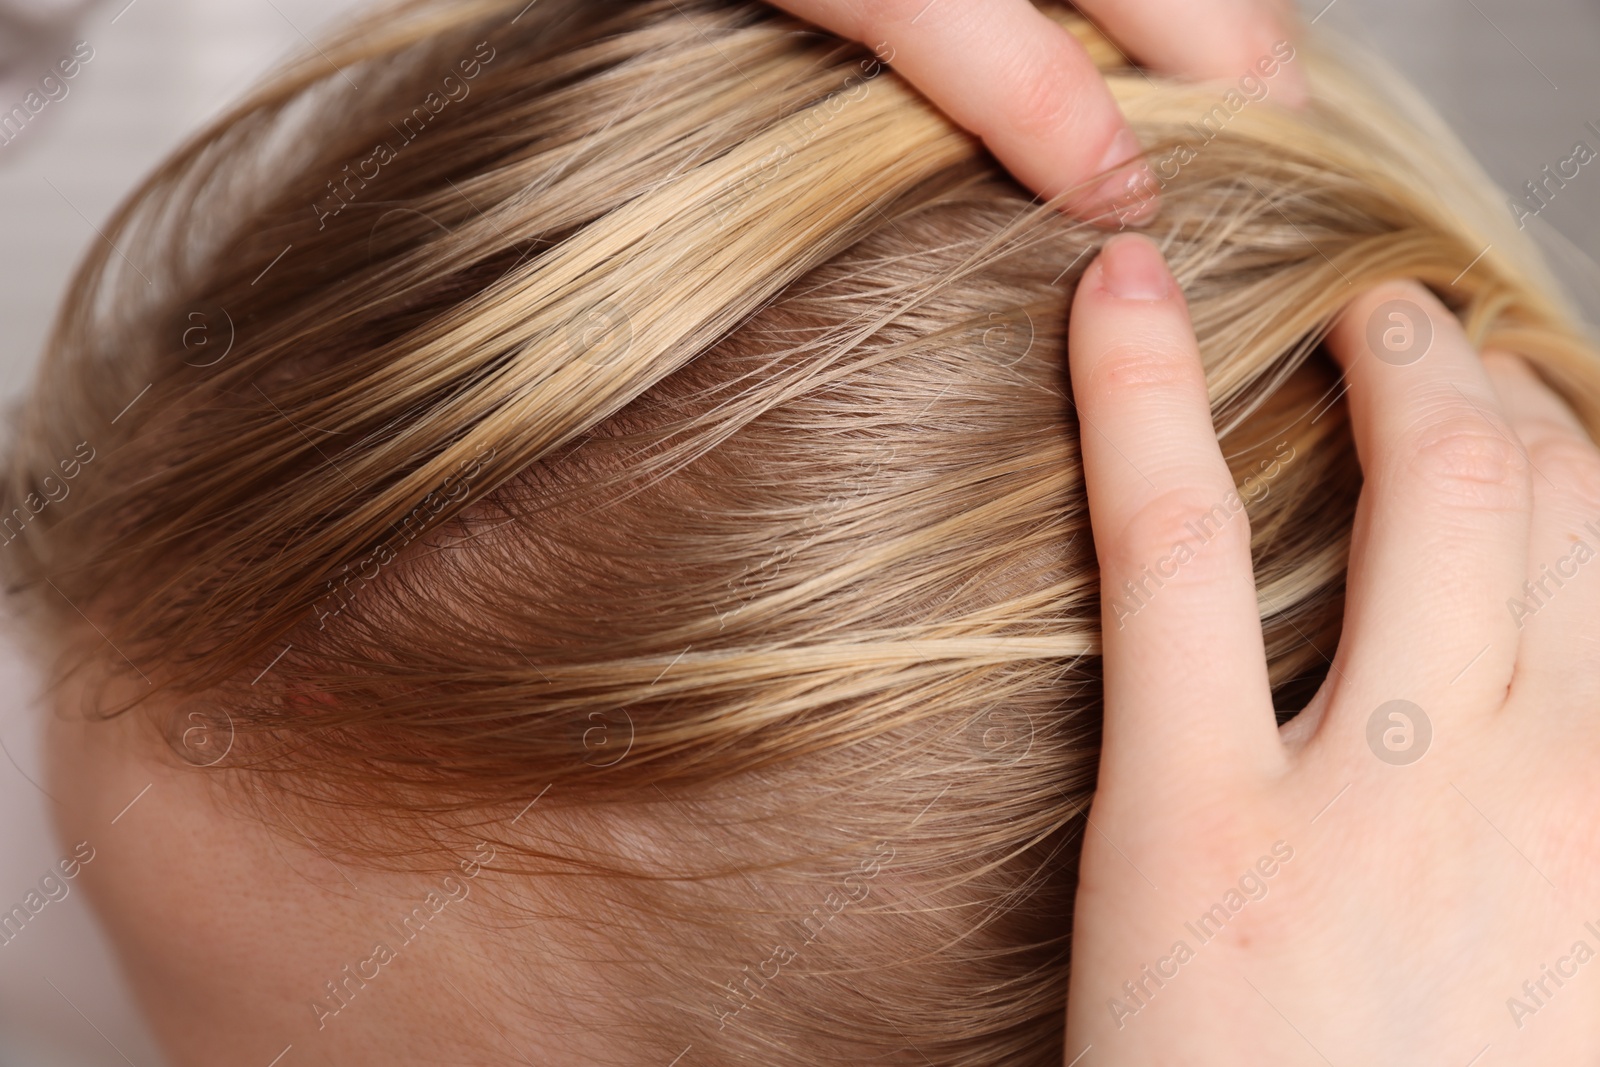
[5, 1, 1599, 1063]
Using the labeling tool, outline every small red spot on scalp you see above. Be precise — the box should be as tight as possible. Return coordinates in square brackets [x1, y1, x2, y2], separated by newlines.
[285, 689, 339, 710]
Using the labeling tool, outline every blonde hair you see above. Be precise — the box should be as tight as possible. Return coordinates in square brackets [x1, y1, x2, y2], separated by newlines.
[5, 0, 1599, 1061]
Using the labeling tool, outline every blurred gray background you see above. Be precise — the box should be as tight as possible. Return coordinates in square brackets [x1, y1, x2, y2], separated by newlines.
[1313, 0, 1600, 323]
[0, 0, 1596, 1063]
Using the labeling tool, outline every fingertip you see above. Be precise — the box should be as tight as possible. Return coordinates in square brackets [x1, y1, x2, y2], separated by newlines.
[1269, 30, 1311, 111]
[1224, 17, 1310, 111]
[1094, 232, 1173, 302]
[1074, 0, 1308, 110]
[1274, 59, 1310, 111]
[1069, 234, 1198, 397]
[1072, 126, 1162, 228]
[1328, 280, 1449, 371]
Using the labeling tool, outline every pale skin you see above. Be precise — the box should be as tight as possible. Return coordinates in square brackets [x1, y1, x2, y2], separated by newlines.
[45, 681, 684, 1065]
[1064, 232, 1600, 1064]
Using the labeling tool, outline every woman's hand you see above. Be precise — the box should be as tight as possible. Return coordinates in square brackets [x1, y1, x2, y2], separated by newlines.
[1063, 233, 1600, 1063]
[765, 0, 1305, 222]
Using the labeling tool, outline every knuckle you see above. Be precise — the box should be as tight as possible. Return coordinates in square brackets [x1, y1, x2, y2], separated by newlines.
[844, 0, 983, 40]
[1110, 485, 1251, 579]
[847, 0, 931, 33]
[1084, 340, 1199, 395]
[1003, 40, 1097, 143]
[1402, 416, 1530, 513]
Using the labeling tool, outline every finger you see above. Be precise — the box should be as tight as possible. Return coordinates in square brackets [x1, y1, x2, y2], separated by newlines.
[1075, 0, 1308, 107]
[1069, 233, 1282, 785]
[1483, 351, 1600, 701]
[1323, 283, 1531, 718]
[772, 0, 1159, 223]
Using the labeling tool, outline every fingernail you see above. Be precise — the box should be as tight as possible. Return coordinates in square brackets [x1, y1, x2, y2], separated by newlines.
[1098, 233, 1171, 301]
[1085, 127, 1159, 228]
